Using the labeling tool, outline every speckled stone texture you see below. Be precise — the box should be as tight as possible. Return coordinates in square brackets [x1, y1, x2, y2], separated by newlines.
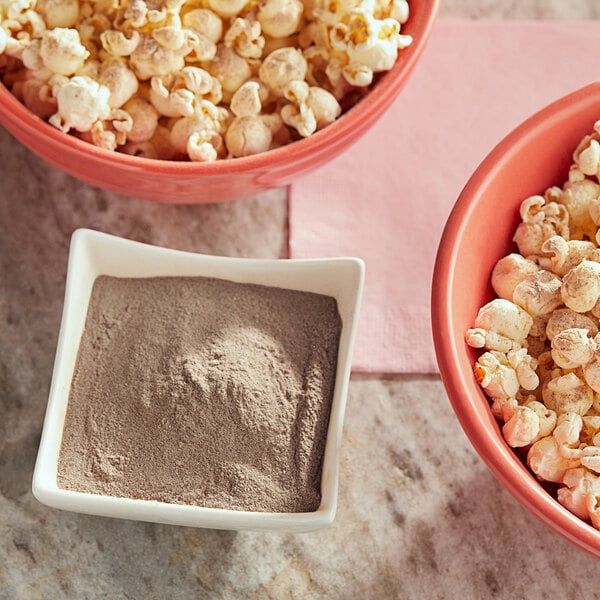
[2, 3, 600, 599]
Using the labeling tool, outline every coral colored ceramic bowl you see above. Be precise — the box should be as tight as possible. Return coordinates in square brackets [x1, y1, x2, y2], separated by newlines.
[432, 82, 600, 558]
[0, 2, 439, 204]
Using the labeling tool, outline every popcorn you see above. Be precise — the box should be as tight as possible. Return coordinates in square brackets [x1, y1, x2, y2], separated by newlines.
[49, 74, 111, 132]
[582, 353, 600, 394]
[502, 405, 540, 448]
[123, 97, 159, 143]
[230, 80, 263, 117]
[561, 260, 600, 313]
[559, 177, 600, 241]
[513, 196, 570, 258]
[539, 236, 597, 276]
[546, 308, 599, 341]
[183, 9, 222, 42]
[20, 76, 56, 118]
[258, 0, 304, 38]
[224, 17, 265, 59]
[169, 100, 228, 161]
[331, 9, 410, 87]
[40, 27, 89, 75]
[129, 35, 185, 80]
[542, 372, 594, 416]
[489, 395, 518, 421]
[225, 114, 272, 157]
[259, 46, 307, 96]
[524, 399, 556, 440]
[512, 269, 562, 317]
[205, 44, 251, 96]
[0, 0, 412, 159]
[100, 29, 141, 57]
[467, 122, 600, 531]
[581, 446, 600, 475]
[553, 412, 584, 449]
[465, 298, 533, 352]
[187, 130, 219, 162]
[473, 351, 520, 401]
[34, 0, 78, 29]
[550, 328, 596, 370]
[558, 468, 600, 519]
[528, 436, 579, 483]
[577, 138, 600, 177]
[491, 253, 540, 301]
[206, 0, 248, 19]
[98, 58, 139, 108]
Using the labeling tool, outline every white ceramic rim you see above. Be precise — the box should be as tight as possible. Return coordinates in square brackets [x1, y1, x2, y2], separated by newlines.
[32, 228, 364, 532]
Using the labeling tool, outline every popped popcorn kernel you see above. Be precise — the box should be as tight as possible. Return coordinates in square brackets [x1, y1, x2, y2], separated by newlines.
[561, 260, 600, 313]
[528, 436, 579, 483]
[513, 196, 570, 258]
[542, 372, 593, 416]
[559, 178, 600, 240]
[466, 298, 533, 352]
[36, 0, 79, 28]
[512, 269, 562, 317]
[49, 74, 111, 132]
[546, 308, 599, 341]
[503, 405, 540, 448]
[473, 351, 520, 402]
[123, 96, 159, 143]
[230, 80, 263, 117]
[20, 77, 56, 118]
[129, 34, 185, 80]
[258, 0, 304, 39]
[491, 253, 540, 301]
[524, 399, 556, 440]
[539, 236, 597, 277]
[206, 0, 248, 19]
[225, 114, 272, 157]
[40, 27, 89, 76]
[99, 28, 137, 56]
[205, 44, 252, 95]
[224, 17, 265, 60]
[259, 46, 307, 96]
[583, 353, 600, 394]
[98, 57, 139, 108]
[551, 328, 596, 370]
[558, 467, 600, 520]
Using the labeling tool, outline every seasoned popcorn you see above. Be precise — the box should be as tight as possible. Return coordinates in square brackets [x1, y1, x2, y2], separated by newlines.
[466, 298, 533, 353]
[0, 0, 412, 160]
[467, 121, 600, 532]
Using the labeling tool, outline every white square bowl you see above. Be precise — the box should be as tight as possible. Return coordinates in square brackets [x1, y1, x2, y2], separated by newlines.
[32, 228, 364, 532]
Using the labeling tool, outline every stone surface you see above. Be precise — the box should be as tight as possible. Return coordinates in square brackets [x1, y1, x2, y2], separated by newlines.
[2, 3, 600, 599]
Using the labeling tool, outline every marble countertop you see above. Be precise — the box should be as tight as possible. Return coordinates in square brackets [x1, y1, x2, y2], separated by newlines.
[2, 2, 600, 599]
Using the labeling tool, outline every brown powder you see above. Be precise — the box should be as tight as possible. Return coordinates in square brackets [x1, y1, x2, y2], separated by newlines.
[57, 276, 342, 513]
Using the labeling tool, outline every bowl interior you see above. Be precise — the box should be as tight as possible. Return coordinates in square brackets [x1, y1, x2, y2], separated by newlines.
[32, 229, 364, 531]
[432, 82, 600, 557]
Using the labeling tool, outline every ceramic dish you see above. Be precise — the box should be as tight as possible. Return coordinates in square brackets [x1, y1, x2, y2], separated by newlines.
[432, 82, 600, 557]
[0, 0, 439, 203]
[32, 228, 364, 531]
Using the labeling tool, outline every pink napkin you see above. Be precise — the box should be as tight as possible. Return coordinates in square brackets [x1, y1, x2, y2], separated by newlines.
[289, 19, 600, 374]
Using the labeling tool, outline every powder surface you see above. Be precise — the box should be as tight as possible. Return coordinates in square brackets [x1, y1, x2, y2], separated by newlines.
[57, 276, 342, 513]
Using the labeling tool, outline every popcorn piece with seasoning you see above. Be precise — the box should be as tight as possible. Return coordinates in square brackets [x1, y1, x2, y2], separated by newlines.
[49, 74, 111, 132]
[542, 372, 594, 416]
[513, 196, 570, 259]
[466, 298, 533, 353]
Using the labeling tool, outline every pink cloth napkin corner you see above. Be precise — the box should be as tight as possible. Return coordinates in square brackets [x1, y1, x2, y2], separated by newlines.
[289, 19, 600, 374]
